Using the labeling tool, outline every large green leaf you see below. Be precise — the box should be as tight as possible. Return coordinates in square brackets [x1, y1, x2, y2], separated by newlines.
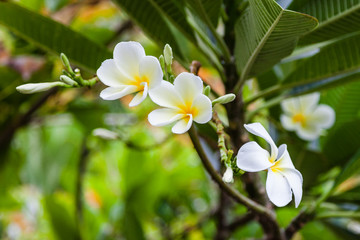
[0, 2, 111, 71]
[335, 149, 360, 187]
[112, 0, 191, 63]
[321, 81, 360, 126]
[323, 119, 360, 165]
[292, 0, 360, 45]
[234, 0, 318, 83]
[186, 0, 223, 28]
[282, 33, 360, 89]
[150, 0, 196, 42]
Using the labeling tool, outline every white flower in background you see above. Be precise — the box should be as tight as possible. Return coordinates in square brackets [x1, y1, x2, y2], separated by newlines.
[97, 41, 163, 107]
[148, 72, 212, 134]
[280, 92, 335, 141]
[222, 167, 234, 183]
[237, 123, 303, 207]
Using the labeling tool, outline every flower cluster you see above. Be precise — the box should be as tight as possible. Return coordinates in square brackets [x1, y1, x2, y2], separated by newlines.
[97, 41, 212, 134]
[18, 41, 340, 209]
[97, 41, 304, 207]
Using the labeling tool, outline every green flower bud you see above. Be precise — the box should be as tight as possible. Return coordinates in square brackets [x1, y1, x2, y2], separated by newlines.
[163, 44, 173, 66]
[203, 85, 211, 96]
[60, 53, 74, 74]
[212, 93, 236, 106]
[60, 75, 78, 87]
[159, 55, 165, 70]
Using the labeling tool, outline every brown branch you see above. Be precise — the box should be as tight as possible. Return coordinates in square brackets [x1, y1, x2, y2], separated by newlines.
[187, 126, 273, 217]
[0, 88, 58, 164]
[227, 212, 254, 232]
[75, 138, 90, 232]
[285, 210, 315, 240]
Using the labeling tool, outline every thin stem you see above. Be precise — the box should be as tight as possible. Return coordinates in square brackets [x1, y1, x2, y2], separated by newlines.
[316, 211, 360, 220]
[246, 95, 286, 122]
[213, 111, 228, 163]
[75, 137, 90, 239]
[243, 85, 282, 107]
[187, 126, 272, 216]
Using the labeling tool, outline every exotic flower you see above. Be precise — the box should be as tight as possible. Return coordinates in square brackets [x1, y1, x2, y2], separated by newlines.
[97, 41, 163, 107]
[237, 123, 303, 207]
[148, 72, 212, 134]
[280, 92, 335, 141]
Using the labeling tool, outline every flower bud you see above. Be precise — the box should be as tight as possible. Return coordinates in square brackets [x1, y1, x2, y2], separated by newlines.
[60, 75, 78, 86]
[60, 53, 74, 74]
[203, 85, 211, 96]
[163, 44, 173, 66]
[222, 167, 234, 183]
[212, 93, 236, 105]
[92, 128, 119, 140]
[159, 55, 165, 70]
[16, 82, 65, 94]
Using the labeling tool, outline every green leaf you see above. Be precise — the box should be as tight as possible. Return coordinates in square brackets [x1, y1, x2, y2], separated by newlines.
[150, 0, 196, 42]
[234, 0, 318, 84]
[294, 0, 360, 45]
[323, 119, 360, 165]
[45, 196, 80, 240]
[0, 2, 111, 71]
[282, 33, 360, 92]
[112, 0, 190, 63]
[335, 149, 360, 187]
[321, 81, 360, 126]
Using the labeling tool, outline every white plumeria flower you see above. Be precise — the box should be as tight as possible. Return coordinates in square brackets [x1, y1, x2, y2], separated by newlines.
[237, 123, 303, 208]
[280, 92, 335, 141]
[97, 41, 163, 107]
[148, 72, 212, 134]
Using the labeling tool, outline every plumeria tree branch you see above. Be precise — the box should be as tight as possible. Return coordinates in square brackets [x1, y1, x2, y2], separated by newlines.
[187, 126, 273, 216]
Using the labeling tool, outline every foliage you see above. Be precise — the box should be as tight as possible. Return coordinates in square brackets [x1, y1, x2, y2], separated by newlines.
[1, 0, 360, 239]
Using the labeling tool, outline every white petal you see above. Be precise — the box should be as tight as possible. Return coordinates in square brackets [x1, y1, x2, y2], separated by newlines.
[244, 123, 278, 161]
[129, 83, 148, 107]
[299, 92, 320, 114]
[281, 98, 301, 115]
[113, 41, 145, 78]
[99, 86, 138, 100]
[308, 104, 335, 129]
[139, 56, 163, 89]
[96, 59, 131, 87]
[274, 145, 295, 169]
[174, 72, 203, 103]
[296, 124, 322, 141]
[149, 81, 183, 108]
[281, 168, 303, 208]
[266, 170, 292, 207]
[236, 141, 273, 172]
[192, 94, 212, 123]
[280, 114, 298, 131]
[148, 108, 182, 126]
[172, 115, 193, 134]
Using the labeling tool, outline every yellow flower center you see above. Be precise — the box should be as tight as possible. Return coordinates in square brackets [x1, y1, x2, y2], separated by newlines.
[132, 76, 149, 91]
[270, 160, 281, 172]
[292, 113, 306, 126]
[178, 101, 198, 117]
